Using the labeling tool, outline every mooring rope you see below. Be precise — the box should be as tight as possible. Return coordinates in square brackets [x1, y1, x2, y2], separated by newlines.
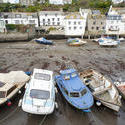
[0, 106, 19, 124]
[39, 114, 47, 125]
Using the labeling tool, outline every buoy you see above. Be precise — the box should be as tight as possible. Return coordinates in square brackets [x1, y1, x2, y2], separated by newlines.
[7, 101, 12, 106]
[96, 101, 101, 106]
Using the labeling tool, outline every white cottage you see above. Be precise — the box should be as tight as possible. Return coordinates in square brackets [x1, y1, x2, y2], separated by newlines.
[39, 11, 64, 27]
[0, 20, 6, 32]
[64, 12, 86, 36]
[1, 12, 38, 27]
[112, 0, 124, 4]
[106, 6, 125, 35]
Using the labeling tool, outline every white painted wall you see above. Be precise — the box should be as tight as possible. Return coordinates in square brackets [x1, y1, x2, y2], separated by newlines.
[64, 18, 86, 36]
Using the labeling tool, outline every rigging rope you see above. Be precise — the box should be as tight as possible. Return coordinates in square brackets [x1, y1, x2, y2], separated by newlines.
[39, 114, 47, 125]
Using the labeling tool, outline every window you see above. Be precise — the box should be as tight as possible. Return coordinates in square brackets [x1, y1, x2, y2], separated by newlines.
[43, 23, 45, 26]
[57, 18, 60, 21]
[0, 81, 5, 87]
[70, 92, 79, 97]
[57, 22, 60, 25]
[43, 19, 45, 22]
[81, 89, 87, 96]
[74, 21, 76, 25]
[74, 26, 77, 30]
[53, 22, 55, 25]
[48, 19, 50, 22]
[15, 20, 20, 24]
[69, 27, 71, 30]
[93, 21, 96, 25]
[92, 27, 94, 29]
[96, 27, 99, 30]
[21, 20, 23, 24]
[5, 20, 8, 24]
[34, 73, 51, 81]
[64, 75, 70, 80]
[0, 91, 6, 98]
[45, 14, 47, 16]
[80, 27, 82, 29]
[101, 22, 103, 25]
[29, 20, 35, 24]
[4, 15, 8, 18]
[52, 18, 55, 21]
[102, 27, 105, 29]
[68, 21, 71, 25]
[71, 73, 77, 78]
[30, 89, 50, 99]
[6, 85, 17, 96]
[55, 14, 57, 17]
[15, 14, 21, 18]
[78, 21, 81, 25]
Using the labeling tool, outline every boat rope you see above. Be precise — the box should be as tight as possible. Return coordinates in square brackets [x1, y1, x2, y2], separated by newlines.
[0, 106, 19, 124]
[88, 111, 99, 125]
[39, 114, 47, 125]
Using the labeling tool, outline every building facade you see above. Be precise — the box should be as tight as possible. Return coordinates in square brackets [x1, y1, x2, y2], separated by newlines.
[0, 12, 38, 27]
[49, 0, 72, 5]
[112, 0, 124, 4]
[64, 12, 86, 36]
[39, 11, 64, 27]
[0, 0, 19, 3]
[106, 6, 125, 35]
[87, 10, 106, 35]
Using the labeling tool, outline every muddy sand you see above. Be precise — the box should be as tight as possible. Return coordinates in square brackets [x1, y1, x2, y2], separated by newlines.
[0, 39, 125, 125]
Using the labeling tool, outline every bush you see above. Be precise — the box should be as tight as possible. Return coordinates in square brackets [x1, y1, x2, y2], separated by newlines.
[6, 24, 16, 31]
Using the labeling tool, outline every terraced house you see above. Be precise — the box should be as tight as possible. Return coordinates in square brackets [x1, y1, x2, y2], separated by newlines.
[39, 10, 64, 28]
[87, 10, 106, 35]
[106, 6, 125, 35]
[0, 12, 38, 27]
[64, 12, 86, 36]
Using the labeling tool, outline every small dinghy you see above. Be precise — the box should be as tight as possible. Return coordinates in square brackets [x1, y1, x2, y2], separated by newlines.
[80, 69, 121, 112]
[0, 71, 30, 105]
[55, 69, 94, 111]
[21, 68, 56, 115]
[35, 37, 53, 45]
[67, 38, 87, 46]
[114, 81, 125, 99]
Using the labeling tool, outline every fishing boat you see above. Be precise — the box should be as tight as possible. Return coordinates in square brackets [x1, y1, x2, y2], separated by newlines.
[80, 69, 121, 112]
[55, 69, 94, 111]
[114, 81, 125, 99]
[0, 71, 30, 105]
[67, 38, 87, 46]
[21, 68, 56, 115]
[98, 37, 120, 46]
[35, 37, 53, 45]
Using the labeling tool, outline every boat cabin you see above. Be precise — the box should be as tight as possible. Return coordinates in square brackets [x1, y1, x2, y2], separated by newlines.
[59, 69, 88, 98]
[0, 81, 17, 98]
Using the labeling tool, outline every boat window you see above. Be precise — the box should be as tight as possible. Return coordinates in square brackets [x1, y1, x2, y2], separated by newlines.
[70, 92, 79, 97]
[64, 75, 70, 80]
[34, 73, 51, 81]
[0, 91, 6, 98]
[81, 89, 87, 96]
[0, 81, 5, 87]
[30, 89, 50, 99]
[6, 85, 17, 96]
[71, 73, 77, 78]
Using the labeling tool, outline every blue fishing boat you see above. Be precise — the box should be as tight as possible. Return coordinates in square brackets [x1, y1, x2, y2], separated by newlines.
[35, 37, 53, 45]
[55, 69, 94, 111]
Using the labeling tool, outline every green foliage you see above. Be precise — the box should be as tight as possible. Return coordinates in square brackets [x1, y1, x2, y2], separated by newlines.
[6, 24, 16, 31]
[48, 27, 56, 31]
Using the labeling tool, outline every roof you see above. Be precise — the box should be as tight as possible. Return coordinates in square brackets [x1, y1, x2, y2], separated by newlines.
[65, 13, 84, 19]
[0, 71, 30, 91]
[60, 69, 76, 75]
[39, 11, 64, 15]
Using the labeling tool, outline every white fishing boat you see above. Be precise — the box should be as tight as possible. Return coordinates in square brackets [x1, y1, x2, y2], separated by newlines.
[98, 37, 119, 46]
[0, 71, 30, 105]
[21, 68, 56, 115]
[79, 69, 121, 112]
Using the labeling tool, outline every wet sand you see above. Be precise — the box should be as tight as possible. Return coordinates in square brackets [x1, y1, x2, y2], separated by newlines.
[0, 40, 125, 125]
